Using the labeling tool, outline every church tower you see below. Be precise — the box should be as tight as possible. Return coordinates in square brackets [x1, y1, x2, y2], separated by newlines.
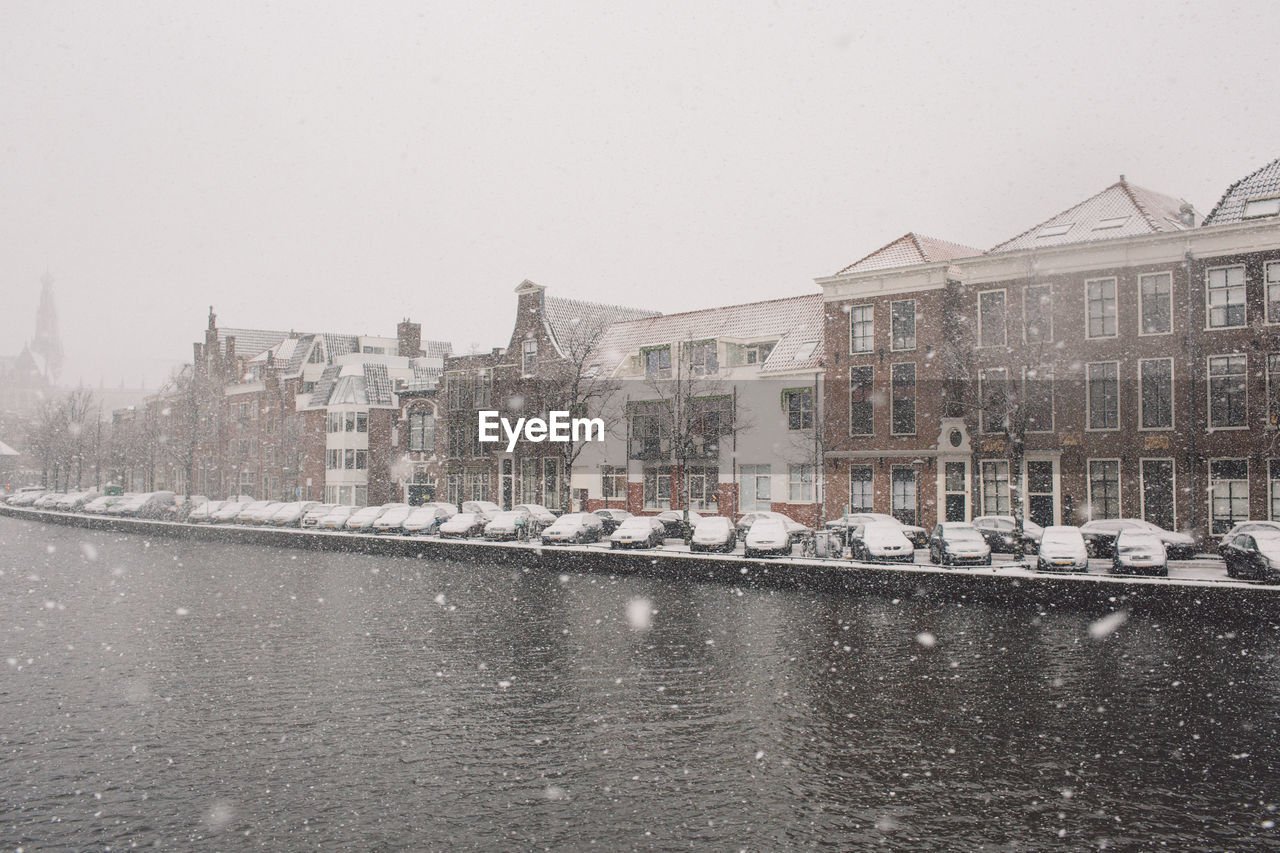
[31, 272, 64, 385]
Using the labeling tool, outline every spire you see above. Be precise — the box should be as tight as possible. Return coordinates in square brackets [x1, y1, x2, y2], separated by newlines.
[32, 272, 64, 384]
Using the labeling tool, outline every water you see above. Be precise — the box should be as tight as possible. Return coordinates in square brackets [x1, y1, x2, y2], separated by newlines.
[2, 515, 1278, 850]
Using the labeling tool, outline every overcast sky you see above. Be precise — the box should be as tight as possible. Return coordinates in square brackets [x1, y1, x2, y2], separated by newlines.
[3, 1, 1278, 390]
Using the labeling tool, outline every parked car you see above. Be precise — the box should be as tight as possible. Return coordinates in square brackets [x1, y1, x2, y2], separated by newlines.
[270, 501, 320, 527]
[691, 516, 737, 553]
[371, 505, 414, 534]
[422, 501, 459, 519]
[300, 504, 337, 528]
[484, 509, 531, 541]
[1035, 526, 1090, 572]
[316, 505, 357, 530]
[512, 504, 557, 528]
[347, 505, 400, 532]
[1219, 521, 1280, 556]
[33, 492, 65, 509]
[233, 500, 274, 524]
[56, 490, 100, 512]
[1081, 518, 1196, 559]
[744, 518, 794, 558]
[610, 516, 666, 549]
[116, 491, 177, 519]
[209, 501, 248, 523]
[839, 512, 928, 548]
[84, 494, 127, 514]
[854, 522, 916, 564]
[402, 506, 449, 535]
[654, 509, 702, 538]
[593, 508, 632, 535]
[5, 487, 46, 506]
[928, 522, 992, 566]
[1220, 529, 1280, 583]
[1111, 529, 1169, 576]
[249, 501, 286, 525]
[439, 512, 488, 539]
[461, 500, 500, 520]
[971, 515, 1044, 554]
[188, 500, 226, 523]
[736, 511, 808, 544]
[540, 513, 604, 545]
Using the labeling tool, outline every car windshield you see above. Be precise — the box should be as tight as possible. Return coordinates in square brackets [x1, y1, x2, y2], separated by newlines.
[1117, 533, 1161, 551]
[944, 527, 984, 543]
[1041, 532, 1081, 548]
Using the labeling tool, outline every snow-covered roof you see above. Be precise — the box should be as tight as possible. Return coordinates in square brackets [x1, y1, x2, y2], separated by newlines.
[988, 177, 1196, 253]
[836, 233, 979, 275]
[541, 295, 659, 358]
[0, 439, 19, 456]
[217, 328, 290, 359]
[592, 294, 824, 375]
[422, 340, 453, 360]
[1203, 157, 1280, 226]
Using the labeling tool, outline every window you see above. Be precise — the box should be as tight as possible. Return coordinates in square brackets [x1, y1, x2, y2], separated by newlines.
[446, 473, 461, 506]
[1243, 197, 1280, 218]
[1208, 354, 1247, 429]
[848, 366, 874, 436]
[408, 410, 433, 452]
[1141, 459, 1176, 531]
[891, 300, 916, 350]
[601, 466, 627, 501]
[688, 466, 718, 510]
[1087, 362, 1119, 430]
[1093, 216, 1130, 230]
[643, 465, 672, 509]
[981, 461, 1010, 515]
[356, 412, 368, 433]
[1088, 460, 1121, 520]
[522, 339, 538, 376]
[345, 412, 356, 432]
[520, 458, 539, 505]
[1270, 354, 1280, 428]
[685, 341, 718, 376]
[1207, 266, 1246, 328]
[745, 342, 775, 364]
[849, 466, 873, 514]
[1210, 459, 1249, 534]
[643, 346, 672, 379]
[784, 388, 814, 430]
[1140, 358, 1174, 429]
[1140, 273, 1173, 334]
[740, 464, 771, 511]
[849, 305, 873, 353]
[466, 469, 490, 502]
[1025, 367, 1053, 432]
[1038, 222, 1073, 238]
[1086, 278, 1118, 338]
[1267, 262, 1280, 324]
[978, 291, 1007, 348]
[1271, 459, 1280, 522]
[979, 368, 1007, 433]
[344, 448, 356, 470]
[355, 449, 368, 470]
[890, 363, 916, 435]
[1023, 284, 1052, 345]
[353, 485, 368, 507]
[891, 468, 918, 526]
[789, 464, 815, 502]
[542, 458, 561, 510]
[326, 449, 340, 470]
[629, 402, 665, 458]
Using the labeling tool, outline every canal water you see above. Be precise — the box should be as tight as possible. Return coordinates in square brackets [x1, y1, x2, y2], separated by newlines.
[1, 515, 1277, 850]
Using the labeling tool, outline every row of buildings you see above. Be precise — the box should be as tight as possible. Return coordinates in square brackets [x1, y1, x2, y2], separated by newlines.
[132, 157, 1280, 540]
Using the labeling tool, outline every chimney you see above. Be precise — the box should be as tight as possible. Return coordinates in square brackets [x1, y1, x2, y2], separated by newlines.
[225, 336, 236, 370]
[397, 319, 423, 358]
[1179, 202, 1197, 228]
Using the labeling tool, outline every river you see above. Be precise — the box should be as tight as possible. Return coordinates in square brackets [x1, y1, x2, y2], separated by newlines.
[1, 515, 1277, 850]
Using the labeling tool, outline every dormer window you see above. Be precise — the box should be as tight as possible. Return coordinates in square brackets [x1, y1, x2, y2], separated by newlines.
[685, 340, 718, 376]
[643, 346, 672, 380]
[745, 342, 775, 364]
[1243, 197, 1280, 218]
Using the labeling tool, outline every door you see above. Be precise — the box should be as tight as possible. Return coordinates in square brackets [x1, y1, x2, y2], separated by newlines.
[943, 462, 967, 522]
[1026, 460, 1056, 528]
[501, 458, 514, 510]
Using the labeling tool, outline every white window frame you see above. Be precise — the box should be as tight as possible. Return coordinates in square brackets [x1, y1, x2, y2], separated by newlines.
[1270, 459, 1280, 522]
[1208, 458, 1250, 535]
[1266, 261, 1280, 325]
[890, 299, 917, 351]
[889, 361, 916, 436]
[849, 305, 874, 354]
[1205, 265, 1247, 330]
[1023, 283, 1053, 345]
[1138, 271, 1174, 336]
[739, 464, 771, 512]
[848, 465, 873, 514]
[522, 338, 538, 377]
[788, 464, 815, 503]
[1138, 357, 1175, 431]
[1086, 458, 1122, 520]
[977, 289, 1007, 348]
[1206, 353, 1249, 431]
[1085, 361, 1120, 432]
[890, 466, 919, 526]
[1269, 353, 1280, 429]
[1139, 457, 1177, 532]
[1085, 277, 1118, 339]
[980, 460, 1010, 516]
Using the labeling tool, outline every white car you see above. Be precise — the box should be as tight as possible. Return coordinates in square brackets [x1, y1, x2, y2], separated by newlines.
[512, 504, 557, 526]
[540, 513, 604, 545]
[372, 505, 415, 534]
[402, 506, 448, 535]
[439, 512, 487, 538]
[856, 523, 916, 564]
[300, 504, 337, 528]
[188, 500, 227, 523]
[1111, 529, 1168, 576]
[234, 500, 275, 524]
[116, 491, 177, 519]
[316, 505, 357, 530]
[844, 512, 929, 548]
[744, 518, 793, 558]
[34, 493, 66, 509]
[691, 516, 737, 553]
[736, 511, 808, 543]
[56, 490, 99, 511]
[928, 522, 992, 566]
[461, 500, 500, 520]
[211, 501, 249, 523]
[346, 505, 397, 531]
[422, 502, 459, 519]
[270, 501, 320, 526]
[485, 510, 531, 541]
[610, 516, 665, 549]
[1035, 526, 1089, 572]
[84, 494, 127, 514]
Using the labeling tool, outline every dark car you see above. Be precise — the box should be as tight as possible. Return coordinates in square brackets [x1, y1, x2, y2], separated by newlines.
[1220, 530, 1280, 582]
[593, 508, 632, 536]
[928, 523, 992, 566]
[970, 516, 1043, 555]
[1080, 518, 1197, 559]
[653, 509, 702, 538]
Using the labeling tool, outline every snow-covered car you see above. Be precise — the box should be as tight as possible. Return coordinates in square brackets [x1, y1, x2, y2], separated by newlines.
[512, 504, 557, 527]
[610, 516, 665, 549]
[691, 516, 736, 553]
[116, 491, 176, 519]
[1035, 526, 1089, 572]
[593, 508, 632, 535]
[461, 500, 500, 520]
[744, 518, 793, 558]
[233, 500, 275, 524]
[5, 487, 46, 506]
[34, 492, 65, 509]
[188, 500, 226, 523]
[1220, 529, 1280, 583]
[346, 505, 398, 532]
[371, 505, 415, 534]
[540, 513, 603, 545]
[316, 505, 356, 530]
[250, 501, 286, 525]
[56, 490, 100, 512]
[654, 509, 702, 537]
[839, 512, 929, 548]
[928, 522, 992, 566]
[439, 512, 487, 539]
[402, 506, 448, 535]
[423, 502, 459, 519]
[854, 523, 915, 564]
[736, 511, 808, 544]
[971, 515, 1044, 554]
[83, 494, 127, 514]
[484, 509, 531, 541]
[1111, 529, 1168, 576]
[1082, 519, 1195, 559]
[300, 504, 337, 528]
[269, 501, 319, 527]
[211, 501, 249, 523]
[1219, 521, 1280, 556]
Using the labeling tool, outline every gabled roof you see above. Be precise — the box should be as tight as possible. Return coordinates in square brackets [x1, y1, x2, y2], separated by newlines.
[542, 296, 659, 358]
[1203, 157, 1280, 225]
[836, 232, 978, 275]
[592, 294, 824, 375]
[217, 328, 290, 359]
[988, 177, 1196, 254]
